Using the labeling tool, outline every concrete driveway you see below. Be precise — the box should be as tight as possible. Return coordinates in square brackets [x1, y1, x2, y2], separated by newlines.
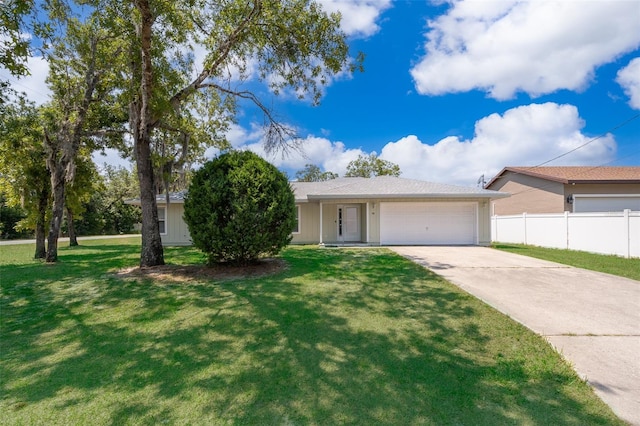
[391, 246, 640, 426]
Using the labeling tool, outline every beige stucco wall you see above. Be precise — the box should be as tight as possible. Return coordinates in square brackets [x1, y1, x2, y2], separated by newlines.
[291, 201, 378, 245]
[291, 203, 320, 244]
[163, 203, 192, 246]
[321, 201, 373, 244]
[291, 198, 493, 246]
[369, 202, 380, 243]
[477, 199, 491, 245]
[489, 172, 564, 214]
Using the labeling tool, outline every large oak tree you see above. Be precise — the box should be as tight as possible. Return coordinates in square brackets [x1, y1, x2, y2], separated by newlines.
[105, 0, 360, 267]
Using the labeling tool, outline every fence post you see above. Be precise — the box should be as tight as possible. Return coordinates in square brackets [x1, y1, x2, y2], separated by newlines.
[492, 214, 497, 242]
[624, 209, 630, 259]
[564, 211, 569, 250]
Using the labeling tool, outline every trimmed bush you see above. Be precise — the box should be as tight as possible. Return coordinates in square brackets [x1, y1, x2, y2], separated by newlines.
[184, 151, 296, 265]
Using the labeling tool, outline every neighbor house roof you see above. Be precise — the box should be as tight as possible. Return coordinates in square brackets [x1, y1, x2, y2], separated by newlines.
[486, 166, 640, 188]
[292, 176, 508, 202]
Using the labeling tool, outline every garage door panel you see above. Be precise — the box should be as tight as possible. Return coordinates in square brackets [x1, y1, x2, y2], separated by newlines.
[380, 202, 477, 245]
[574, 197, 640, 213]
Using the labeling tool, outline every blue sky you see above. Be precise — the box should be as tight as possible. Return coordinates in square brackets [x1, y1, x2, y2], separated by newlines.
[5, 0, 640, 186]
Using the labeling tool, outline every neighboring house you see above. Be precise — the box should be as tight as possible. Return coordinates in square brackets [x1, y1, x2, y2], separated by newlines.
[129, 176, 508, 246]
[485, 166, 640, 215]
[127, 191, 192, 246]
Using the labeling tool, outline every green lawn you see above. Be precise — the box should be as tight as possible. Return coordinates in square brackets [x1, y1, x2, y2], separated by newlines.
[1, 238, 624, 425]
[493, 243, 640, 281]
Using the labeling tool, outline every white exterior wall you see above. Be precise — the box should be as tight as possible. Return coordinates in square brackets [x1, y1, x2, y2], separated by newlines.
[492, 210, 639, 258]
[163, 203, 192, 246]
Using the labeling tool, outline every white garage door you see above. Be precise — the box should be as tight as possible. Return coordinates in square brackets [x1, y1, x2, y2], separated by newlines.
[573, 196, 640, 213]
[380, 202, 477, 245]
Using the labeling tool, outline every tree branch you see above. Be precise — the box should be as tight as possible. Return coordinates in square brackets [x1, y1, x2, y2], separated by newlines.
[168, 0, 262, 112]
[201, 82, 300, 155]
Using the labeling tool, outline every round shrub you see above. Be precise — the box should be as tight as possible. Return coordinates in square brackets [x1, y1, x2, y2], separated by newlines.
[184, 151, 296, 265]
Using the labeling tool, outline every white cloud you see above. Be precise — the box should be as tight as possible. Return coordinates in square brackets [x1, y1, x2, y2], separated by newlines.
[203, 122, 264, 160]
[616, 57, 640, 110]
[380, 103, 616, 186]
[213, 121, 366, 176]
[410, 1, 640, 99]
[1, 55, 50, 104]
[220, 103, 615, 186]
[244, 134, 365, 175]
[319, 0, 392, 38]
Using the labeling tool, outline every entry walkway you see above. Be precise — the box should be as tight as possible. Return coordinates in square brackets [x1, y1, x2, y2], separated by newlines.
[391, 246, 640, 426]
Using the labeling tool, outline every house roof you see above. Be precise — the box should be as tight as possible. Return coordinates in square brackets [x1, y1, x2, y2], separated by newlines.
[127, 177, 508, 205]
[292, 176, 508, 202]
[125, 191, 187, 205]
[486, 166, 640, 188]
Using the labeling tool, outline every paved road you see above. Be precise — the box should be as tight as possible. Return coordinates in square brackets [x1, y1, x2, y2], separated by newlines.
[391, 246, 640, 426]
[0, 234, 140, 246]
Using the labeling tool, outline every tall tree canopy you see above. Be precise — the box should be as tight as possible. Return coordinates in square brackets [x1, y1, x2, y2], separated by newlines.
[345, 153, 401, 178]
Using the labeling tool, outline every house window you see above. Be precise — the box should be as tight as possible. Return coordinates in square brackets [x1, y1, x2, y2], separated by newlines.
[292, 205, 300, 234]
[158, 207, 167, 235]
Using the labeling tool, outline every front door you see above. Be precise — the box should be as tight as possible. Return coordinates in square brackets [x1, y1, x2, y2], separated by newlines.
[338, 205, 360, 242]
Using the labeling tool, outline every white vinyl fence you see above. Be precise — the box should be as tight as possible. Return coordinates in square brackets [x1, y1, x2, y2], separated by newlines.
[492, 210, 639, 258]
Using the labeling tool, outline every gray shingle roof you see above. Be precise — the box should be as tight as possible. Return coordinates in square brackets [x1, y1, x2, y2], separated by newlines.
[127, 178, 507, 205]
[125, 190, 187, 205]
[292, 176, 507, 201]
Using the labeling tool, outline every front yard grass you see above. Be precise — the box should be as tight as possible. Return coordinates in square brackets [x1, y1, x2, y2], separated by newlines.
[493, 243, 640, 281]
[1, 238, 624, 425]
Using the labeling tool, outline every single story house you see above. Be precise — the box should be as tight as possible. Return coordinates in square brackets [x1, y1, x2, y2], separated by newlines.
[485, 166, 640, 215]
[129, 176, 508, 246]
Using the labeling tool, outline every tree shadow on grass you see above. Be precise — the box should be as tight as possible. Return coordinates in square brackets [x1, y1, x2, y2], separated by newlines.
[0, 243, 141, 285]
[202, 248, 616, 424]
[1, 246, 622, 424]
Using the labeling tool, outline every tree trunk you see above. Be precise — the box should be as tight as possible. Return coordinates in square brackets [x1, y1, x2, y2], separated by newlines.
[46, 166, 66, 262]
[34, 224, 47, 259]
[34, 182, 49, 259]
[66, 205, 78, 246]
[132, 0, 164, 268]
[136, 131, 164, 267]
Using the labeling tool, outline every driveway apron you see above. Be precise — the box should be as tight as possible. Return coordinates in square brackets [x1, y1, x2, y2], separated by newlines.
[391, 246, 640, 426]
